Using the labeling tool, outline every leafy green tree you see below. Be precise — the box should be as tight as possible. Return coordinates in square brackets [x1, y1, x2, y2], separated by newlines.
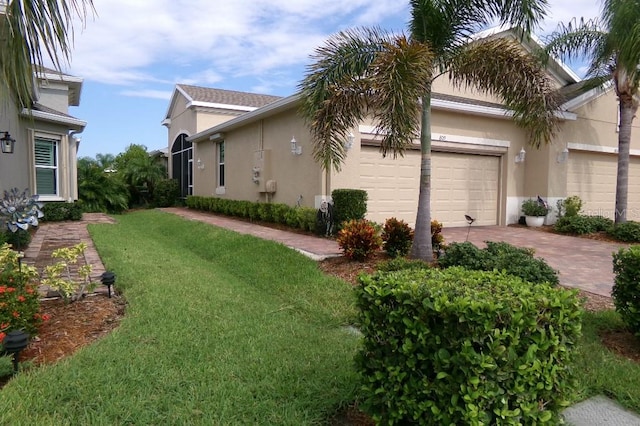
[544, 1, 640, 223]
[0, 0, 95, 109]
[77, 156, 128, 213]
[114, 144, 167, 207]
[299, 0, 560, 261]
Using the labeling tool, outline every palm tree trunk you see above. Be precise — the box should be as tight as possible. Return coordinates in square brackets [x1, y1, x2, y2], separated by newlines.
[615, 100, 637, 223]
[410, 94, 434, 261]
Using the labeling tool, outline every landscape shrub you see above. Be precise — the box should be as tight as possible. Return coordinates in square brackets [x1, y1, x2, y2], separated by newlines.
[332, 189, 367, 229]
[2, 230, 31, 250]
[336, 219, 382, 261]
[440, 241, 559, 285]
[41, 243, 95, 302]
[376, 257, 429, 273]
[152, 179, 180, 207]
[271, 203, 290, 225]
[554, 215, 613, 235]
[382, 217, 413, 258]
[0, 244, 47, 338]
[612, 246, 640, 335]
[431, 219, 445, 253]
[41, 202, 84, 222]
[608, 221, 640, 243]
[563, 195, 583, 217]
[355, 267, 583, 425]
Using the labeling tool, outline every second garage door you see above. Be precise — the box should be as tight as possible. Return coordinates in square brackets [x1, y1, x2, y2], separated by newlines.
[360, 147, 500, 227]
[567, 151, 640, 219]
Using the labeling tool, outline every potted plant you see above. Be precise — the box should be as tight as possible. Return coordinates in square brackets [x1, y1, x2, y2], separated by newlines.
[521, 198, 549, 227]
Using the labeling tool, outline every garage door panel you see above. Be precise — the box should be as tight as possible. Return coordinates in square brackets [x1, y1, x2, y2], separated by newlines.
[360, 148, 499, 227]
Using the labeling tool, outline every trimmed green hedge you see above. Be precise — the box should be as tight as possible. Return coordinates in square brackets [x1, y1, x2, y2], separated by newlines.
[613, 246, 640, 336]
[185, 196, 318, 234]
[41, 202, 84, 222]
[356, 267, 583, 425]
[554, 214, 613, 235]
[331, 188, 367, 229]
[439, 241, 559, 286]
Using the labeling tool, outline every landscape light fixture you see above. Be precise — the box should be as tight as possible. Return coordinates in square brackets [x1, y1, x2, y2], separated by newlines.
[1, 131, 16, 154]
[101, 271, 116, 298]
[196, 158, 205, 170]
[3, 330, 29, 373]
[514, 148, 526, 163]
[290, 137, 302, 155]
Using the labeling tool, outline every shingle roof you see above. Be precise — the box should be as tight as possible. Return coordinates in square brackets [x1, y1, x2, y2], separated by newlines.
[432, 92, 506, 109]
[33, 102, 77, 119]
[177, 84, 281, 108]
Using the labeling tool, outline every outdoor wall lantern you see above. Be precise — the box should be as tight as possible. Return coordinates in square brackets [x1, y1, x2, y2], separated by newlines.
[344, 132, 355, 150]
[196, 158, 205, 170]
[3, 330, 29, 373]
[1, 131, 16, 154]
[514, 147, 526, 163]
[290, 137, 302, 155]
[101, 271, 116, 298]
[557, 148, 569, 164]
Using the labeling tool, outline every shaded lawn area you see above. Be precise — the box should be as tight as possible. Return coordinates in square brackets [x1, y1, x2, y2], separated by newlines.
[0, 210, 360, 425]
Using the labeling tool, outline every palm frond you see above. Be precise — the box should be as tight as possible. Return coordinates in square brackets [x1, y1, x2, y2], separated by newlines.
[449, 37, 560, 147]
[1, 0, 95, 109]
[369, 37, 433, 158]
[298, 27, 393, 171]
[602, 0, 640, 89]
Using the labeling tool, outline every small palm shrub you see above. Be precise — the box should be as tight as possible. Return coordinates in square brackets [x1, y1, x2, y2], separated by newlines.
[613, 246, 640, 336]
[608, 221, 640, 243]
[337, 219, 382, 261]
[382, 217, 414, 258]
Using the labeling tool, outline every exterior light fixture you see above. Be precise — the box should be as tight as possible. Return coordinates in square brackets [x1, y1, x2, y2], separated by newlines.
[515, 148, 526, 163]
[1, 131, 16, 154]
[344, 132, 355, 150]
[290, 137, 302, 155]
[3, 330, 29, 373]
[557, 148, 569, 164]
[196, 158, 205, 170]
[101, 271, 116, 298]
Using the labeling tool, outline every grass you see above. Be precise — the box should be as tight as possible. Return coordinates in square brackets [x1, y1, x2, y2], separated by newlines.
[0, 210, 360, 425]
[573, 310, 640, 412]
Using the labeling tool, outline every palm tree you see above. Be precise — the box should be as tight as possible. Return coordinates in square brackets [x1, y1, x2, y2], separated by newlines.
[299, 0, 561, 261]
[0, 0, 95, 109]
[544, 1, 640, 223]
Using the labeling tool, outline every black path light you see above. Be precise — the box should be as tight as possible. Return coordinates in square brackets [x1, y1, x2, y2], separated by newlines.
[3, 330, 30, 374]
[101, 271, 116, 298]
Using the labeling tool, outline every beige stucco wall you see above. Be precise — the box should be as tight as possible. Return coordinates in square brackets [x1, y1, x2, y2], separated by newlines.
[193, 109, 325, 208]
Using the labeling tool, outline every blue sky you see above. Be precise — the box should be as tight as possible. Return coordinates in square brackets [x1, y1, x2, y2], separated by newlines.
[60, 0, 602, 159]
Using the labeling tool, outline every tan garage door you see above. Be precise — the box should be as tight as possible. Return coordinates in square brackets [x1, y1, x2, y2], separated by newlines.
[567, 151, 640, 219]
[360, 147, 500, 227]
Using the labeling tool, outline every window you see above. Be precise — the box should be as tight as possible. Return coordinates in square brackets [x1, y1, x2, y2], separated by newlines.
[34, 137, 58, 196]
[171, 134, 193, 198]
[218, 141, 225, 188]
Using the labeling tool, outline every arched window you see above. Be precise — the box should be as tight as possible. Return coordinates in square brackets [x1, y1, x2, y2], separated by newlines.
[171, 134, 193, 198]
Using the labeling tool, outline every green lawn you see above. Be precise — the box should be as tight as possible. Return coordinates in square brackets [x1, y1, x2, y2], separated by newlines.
[0, 210, 360, 425]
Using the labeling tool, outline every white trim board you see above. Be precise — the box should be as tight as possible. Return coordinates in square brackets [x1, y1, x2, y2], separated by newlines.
[359, 125, 510, 148]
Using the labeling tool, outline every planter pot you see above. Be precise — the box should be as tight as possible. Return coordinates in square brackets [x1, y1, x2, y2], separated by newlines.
[525, 215, 545, 227]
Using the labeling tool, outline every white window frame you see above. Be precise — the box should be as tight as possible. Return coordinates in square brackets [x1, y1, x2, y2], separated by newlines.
[216, 141, 226, 195]
[34, 134, 62, 201]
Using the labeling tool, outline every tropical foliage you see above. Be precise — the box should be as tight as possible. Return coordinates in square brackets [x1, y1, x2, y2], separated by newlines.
[544, 1, 640, 223]
[299, 0, 560, 260]
[77, 157, 129, 213]
[114, 144, 167, 207]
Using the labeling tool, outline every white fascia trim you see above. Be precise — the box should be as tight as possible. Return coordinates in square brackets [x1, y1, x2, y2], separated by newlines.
[359, 125, 510, 148]
[568, 142, 640, 157]
[38, 72, 83, 84]
[22, 108, 87, 129]
[161, 118, 171, 127]
[187, 100, 257, 112]
[561, 82, 613, 111]
[188, 94, 301, 143]
[433, 98, 575, 121]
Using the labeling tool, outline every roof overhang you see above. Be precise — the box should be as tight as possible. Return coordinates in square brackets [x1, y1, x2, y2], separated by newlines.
[21, 108, 87, 131]
[36, 70, 83, 106]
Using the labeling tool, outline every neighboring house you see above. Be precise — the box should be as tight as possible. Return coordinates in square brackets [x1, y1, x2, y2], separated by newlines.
[0, 66, 86, 202]
[162, 84, 281, 198]
[165, 27, 640, 228]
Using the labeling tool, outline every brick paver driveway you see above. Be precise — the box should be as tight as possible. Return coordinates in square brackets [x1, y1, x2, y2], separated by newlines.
[442, 225, 627, 297]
